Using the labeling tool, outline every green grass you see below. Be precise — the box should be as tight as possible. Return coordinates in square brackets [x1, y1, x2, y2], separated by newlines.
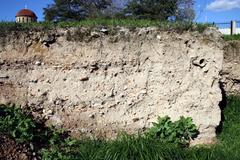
[1, 96, 240, 160]
[0, 19, 212, 32]
[0, 104, 68, 152]
[223, 34, 240, 41]
[214, 96, 240, 159]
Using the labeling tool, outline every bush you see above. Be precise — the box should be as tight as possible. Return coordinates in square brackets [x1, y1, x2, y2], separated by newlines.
[145, 116, 199, 145]
[1, 96, 240, 160]
[0, 104, 36, 143]
[0, 104, 69, 156]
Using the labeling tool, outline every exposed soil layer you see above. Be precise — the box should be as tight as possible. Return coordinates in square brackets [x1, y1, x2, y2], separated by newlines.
[222, 41, 240, 95]
[0, 134, 31, 160]
[0, 27, 224, 145]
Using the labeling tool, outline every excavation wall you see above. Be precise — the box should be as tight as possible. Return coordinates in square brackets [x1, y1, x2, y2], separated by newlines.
[0, 27, 224, 145]
[222, 41, 240, 96]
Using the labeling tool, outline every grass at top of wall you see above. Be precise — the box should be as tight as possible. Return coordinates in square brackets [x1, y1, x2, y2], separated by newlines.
[0, 19, 212, 33]
[0, 95, 240, 160]
[223, 34, 240, 41]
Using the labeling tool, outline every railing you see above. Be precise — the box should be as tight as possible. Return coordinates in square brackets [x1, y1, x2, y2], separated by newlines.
[214, 21, 240, 35]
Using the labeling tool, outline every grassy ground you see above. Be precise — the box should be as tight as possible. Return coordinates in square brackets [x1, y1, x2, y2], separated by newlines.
[0, 96, 240, 160]
[223, 34, 240, 41]
[0, 19, 211, 32]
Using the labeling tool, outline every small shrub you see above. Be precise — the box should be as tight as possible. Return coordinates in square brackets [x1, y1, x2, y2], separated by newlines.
[145, 116, 199, 145]
[1, 97, 240, 160]
[41, 136, 77, 160]
[0, 104, 36, 143]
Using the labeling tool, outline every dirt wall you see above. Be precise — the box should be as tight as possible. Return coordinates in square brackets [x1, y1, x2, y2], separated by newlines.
[222, 41, 240, 95]
[0, 27, 224, 145]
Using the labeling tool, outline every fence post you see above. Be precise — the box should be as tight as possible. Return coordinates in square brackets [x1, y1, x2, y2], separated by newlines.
[231, 20, 237, 35]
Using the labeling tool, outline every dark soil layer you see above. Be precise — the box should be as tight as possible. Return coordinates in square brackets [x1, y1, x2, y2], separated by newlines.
[0, 134, 30, 160]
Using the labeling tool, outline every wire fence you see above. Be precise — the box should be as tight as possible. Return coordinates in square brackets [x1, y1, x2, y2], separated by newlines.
[214, 21, 240, 35]
[214, 22, 230, 29]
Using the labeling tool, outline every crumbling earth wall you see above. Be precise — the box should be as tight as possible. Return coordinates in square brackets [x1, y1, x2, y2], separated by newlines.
[0, 27, 224, 145]
[222, 41, 240, 96]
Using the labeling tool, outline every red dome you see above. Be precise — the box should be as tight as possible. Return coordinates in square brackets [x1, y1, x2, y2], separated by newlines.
[16, 9, 37, 18]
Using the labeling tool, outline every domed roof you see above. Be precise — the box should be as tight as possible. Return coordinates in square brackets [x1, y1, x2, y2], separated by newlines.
[16, 9, 37, 18]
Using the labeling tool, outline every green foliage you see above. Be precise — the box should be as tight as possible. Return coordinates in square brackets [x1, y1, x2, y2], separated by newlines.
[124, 0, 178, 20]
[176, 0, 195, 22]
[192, 23, 213, 33]
[41, 136, 78, 160]
[0, 104, 36, 143]
[41, 134, 186, 160]
[0, 104, 69, 157]
[41, 116, 199, 159]
[0, 20, 211, 34]
[215, 95, 240, 159]
[124, 0, 195, 21]
[223, 34, 240, 41]
[1, 96, 240, 160]
[43, 0, 195, 22]
[42, 0, 197, 22]
[145, 116, 198, 145]
[43, 0, 112, 21]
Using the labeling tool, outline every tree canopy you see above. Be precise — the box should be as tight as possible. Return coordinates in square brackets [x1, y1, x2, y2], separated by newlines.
[43, 0, 195, 22]
[124, 0, 178, 20]
[176, 0, 195, 22]
[124, 0, 195, 21]
[44, 0, 112, 21]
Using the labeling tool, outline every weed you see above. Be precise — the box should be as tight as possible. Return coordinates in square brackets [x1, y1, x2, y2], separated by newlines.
[0, 19, 211, 33]
[0, 104, 36, 143]
[1, 96, 240, 160]
[145, 116, 198, 145]
[223, 34, 240, 41]
[0, 104, 69, 156]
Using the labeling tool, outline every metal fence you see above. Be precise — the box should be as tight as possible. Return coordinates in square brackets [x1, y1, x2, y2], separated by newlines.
[214, 21, 240, 35]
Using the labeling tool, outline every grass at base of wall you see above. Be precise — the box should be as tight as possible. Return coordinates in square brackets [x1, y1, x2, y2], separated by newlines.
[0, 96, 240, 160]
[223, 34, 240, 41]
[40, 96, 240, 160]
[0, 19, 212, 32]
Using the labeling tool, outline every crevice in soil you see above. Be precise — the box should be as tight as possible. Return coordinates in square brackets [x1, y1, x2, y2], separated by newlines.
[216, 81, 227, 134]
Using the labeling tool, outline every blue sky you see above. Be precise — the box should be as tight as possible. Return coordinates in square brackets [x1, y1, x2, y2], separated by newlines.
[0, 0, 52, 21]
[0, 0, 239, 25]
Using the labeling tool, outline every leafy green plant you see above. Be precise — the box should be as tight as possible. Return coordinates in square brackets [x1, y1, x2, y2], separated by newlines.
[145, 116, 198, 145]
[1, 96, 240, 160]
[41, 136, 78, 160]
[0, 104, 36, 143]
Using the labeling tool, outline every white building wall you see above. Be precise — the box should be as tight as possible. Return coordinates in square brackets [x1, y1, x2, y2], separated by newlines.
[219, 28, 240, 35]
[16, 16, 37, 23]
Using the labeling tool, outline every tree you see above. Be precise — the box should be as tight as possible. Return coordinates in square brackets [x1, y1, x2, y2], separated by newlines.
[44, 0, 112, 21]
[176, 0, 195, 22]
[123, 0, 195, 21]
[84, 0, 113, 18]
[124, 0, 179, 20]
